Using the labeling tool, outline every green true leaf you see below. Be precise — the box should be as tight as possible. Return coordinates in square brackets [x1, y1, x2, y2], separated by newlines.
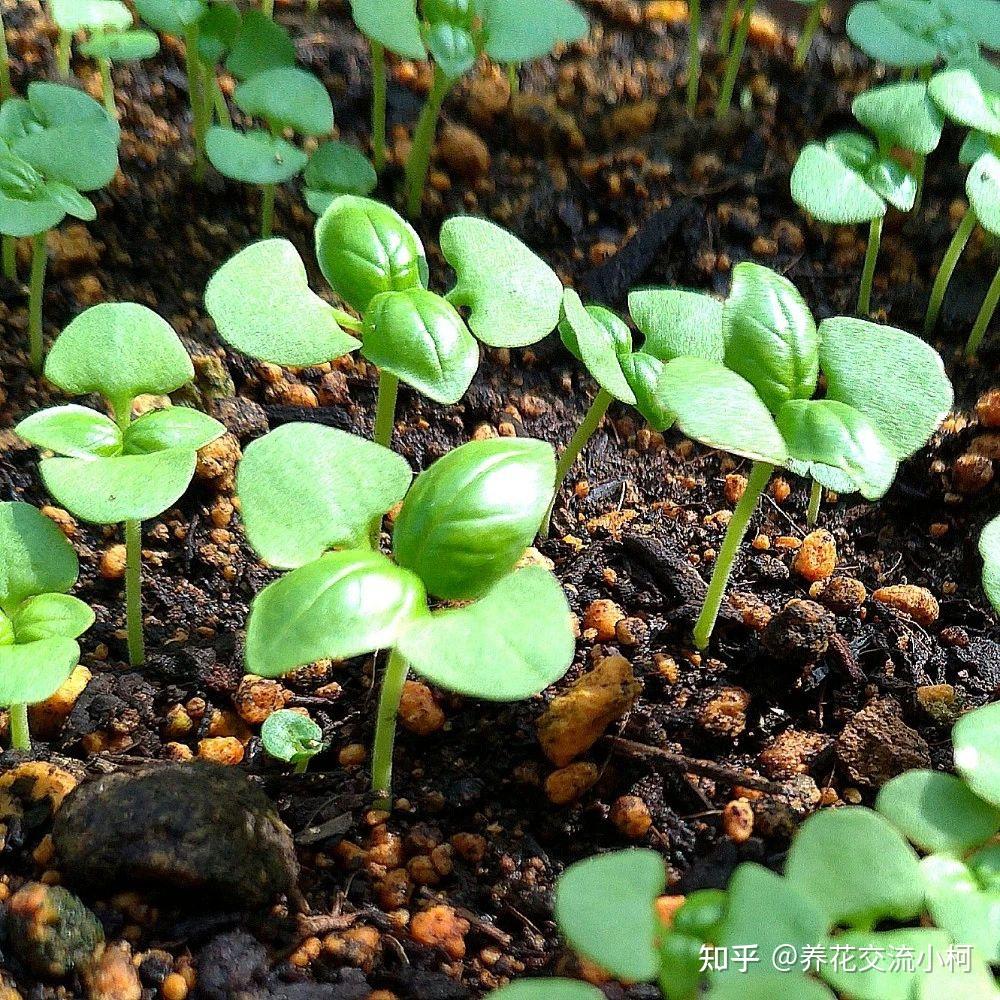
[791, 138, 888, 225]
[16, 404, 123, 459]
[197, 1, 241, 64]
[44, 303, 194, 415]
[921, 855, 1000, 962]
[954, 702, 1000, 808]
[13, 594, 94, 643]
[0, 638, 82, 707]
[0, 502, 79, 614]
[349, 0, 426, 59]
[877, 769, 1000, 854]
[929, 57, 1000, 137]
[134, 0, 205, 35]
[852, 81, 944, 155]
[479, 0, 588, 62]
[397, 567, 573, 699]
[845, 1, 941, 68]
[315, 195, 428, 315]
[246, 550, 426, 677]
[51, 0, 133, 33]
[0, 152, 46, 198]
[206, 239, 360, 367]
[776, 399, 897, 500]
[619, 352, 674, 432]
[426, 22, 477, 79]
[362, 288, 479, 405]
[723, 262, 818, 413]
[123, 407, 224, 455]
[818, 316, 953, 461]
[705, 975, 835, 1000]
[784, 807, 924, 928]
[559, 291, 635, 404]
[554, 849, 665, 983]
[487, 983, 604, 1000]
[422, 0, 474, 26]
[442, 215, 563, 348]
[303, 141, 377, 215]
[205, 127, 309, 185]
[80, 29, 161, 62]
[657, 357, 789, 465]
[39, 449, 198, 524]
[237, 423, 413, 568]
[235, 68, 334, 137]
[260, 708, 326, 765]
[981, 515, 1000, 612]
[224, 9, 296, 80]
[392, 437, 555, 600]
[628, 287, 725, 363]
[967, 151, 1000, 237]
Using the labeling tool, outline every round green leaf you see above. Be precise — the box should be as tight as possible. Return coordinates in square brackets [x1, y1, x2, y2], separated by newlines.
[224, 9, 296, 80]
[206, 239, 360, 367]
[619, 352, 675, 432]
[929, 57, 1000, 136]
[968, 151, 1000, 236]
[555, 850, 665, 983]
[0, 502, 79, 613]
[237, 423, 413, 568]
[392, 437, 555, 601]
[362, 288, 479, 405]
[442, 215, 563, 348]
[657, 357, 789, 465]
[234, 68, 333, 137]
[50, 0, 133, 33]
[246, 550, 426, 677]
[0, 190, 67, 236]
[792, 140, 886, 225]
[80, 29, 161, 62]
[13, 594, 94, 643]
[853, 82, 944, 155]
[134, 0, 206, 34]
[39, 449, 198, 524]
[846, 1, 941, 67]
[784, 807, 924, 928]
[426, 22, 476, 79]
[481, 0, 588, 62]
[123, 407, 224, 455]
[818, 316, 953, 461]
[303, 141, 376, 214]
[954, 702, 1000, 809]
[26, 80, 121, 134]
[488, 983, 604, 1000]
[260, 708, 325, 764]
[0, 638, 81, 707]
[197, 2, 241, 64]
[16, 405, 123, 459]
[349, 0, 426, 58]
[315, 195, 428, 315]
[397, 567, 573, 700]
[205, 127, 308, 184]
[628, 287, 725, 363]
[559, 290, 635, 404]
[45, 303, 194, 413]
[921, 856, 1000, 963]
[980, 515, 1000, 612]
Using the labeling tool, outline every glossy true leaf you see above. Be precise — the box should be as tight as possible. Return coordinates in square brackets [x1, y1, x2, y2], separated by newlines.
[619, 353, 674, 432]
[79, 29, 161, 62]
[777, 399, 897, 499]
[723, 262, 818, 413]
[479, 0, 588, 62]
[0, 638, 82, 707]
[349, 0, 425, 58]
[260, 709, 325, 764]
[488, 983, 605, 1000]
[845, 1, 940, 67]
[362, 289, 479, 405]
[237, 423, 413, 568]
[15, 405, 123, 460]
[929, 57, 1000, 136]
[921, 855, 1000, 962]
[397, 567, 573, 699]
[981, 515, 1000, 612]
[657, 357, 788, 465]
[13, 594, 94, 643]
[224, 9, 296, 80]
[44, 303, 194, 414]
[205, 127, 309, 185]
[0, 502, 79, 614]
[967, 151, 1000, 237]
[426, 22, 477, 79]
[559, 291, 635, 404]
[784, 807, 924, 928]
[554, 850, 665, 983]
[39, 449, 198, 524]
[791, 139, 888, 225]
[628, 287, 725, 363]
[122, 407, 224, 455]
[954, 702, 1000, 808]
[50, 0, 133, 32]
[852, 81, 944, 155]
[315, 195, 428, 315]
[234, 68, 334, 137]
[818, 317, 952, 461]
[134, 0, 205, 35]
[392, 437, 555, 600]
[206, 239, 360, 367]
[245, 550, 426, 677]
[705, 976, 835, 1000]
[303, 141, 376, 215]
[442, 216, 563, 348]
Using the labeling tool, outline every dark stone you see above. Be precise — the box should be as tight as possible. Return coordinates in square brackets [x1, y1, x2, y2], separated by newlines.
[835, 697, 932, 787]
[260, 970, 370, 1000]
[197, 931, 268, 1000]
[762, 599, 836, 665]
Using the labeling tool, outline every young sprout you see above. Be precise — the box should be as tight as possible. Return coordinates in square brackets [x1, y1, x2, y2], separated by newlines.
[15, 303, 225, 667]
[792, 0, 825, 68]
[714, 0, 755, 119]
[302, 140, 377, 215]
[237, 425, 573, 804]
[260, 709, 327, 773]
[206, 66, 334, 237]
[0, 82, 120, 371]
[0, 502, 95, 752]
[48, 0, 129, 78]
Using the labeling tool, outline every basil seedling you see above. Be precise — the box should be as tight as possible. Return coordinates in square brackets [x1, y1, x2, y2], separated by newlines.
[238, 425, 572, 803]
[15, 303, 224, 667]
[261, 709, 327, 773]
[0, 82, 121, 371]
[0, 502, 94, 752]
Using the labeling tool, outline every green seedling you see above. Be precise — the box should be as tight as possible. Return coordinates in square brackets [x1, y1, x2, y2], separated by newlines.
[0, 82, 120, 371]
[206, 66, 333, 237]
[792, 1, 825, 67]
[237, 425, 573, 804]
[349, 0, 587, 214]
[0, 502, 94, 752]
[260, 709, 326, 773]
[206, 197, 562, 473]
[302, 140, 377, 215]
[15, 303, 224, 668]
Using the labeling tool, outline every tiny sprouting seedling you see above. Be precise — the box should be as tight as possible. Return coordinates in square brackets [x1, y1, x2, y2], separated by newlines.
[302, 140, 377, 215]
[15, 303, 224, 668]
[206, 197, 562, 471]
[237, 425, 573, 804]
[0, 502, 94, 752]
[206, 66, 333, 237]
[260, 709, 327, 773]
[349, 0, 587, 215]
[792, 0, 825, 67]
[49, 0, 131, 79]
[0, 82, 120, 371]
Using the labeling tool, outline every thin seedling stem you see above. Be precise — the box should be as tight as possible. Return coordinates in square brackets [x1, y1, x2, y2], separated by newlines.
[807, 478, 822, 526]
[857, 214, 883, 315]
[125, 518, 145, 666]
[793, 2, 823, 67]
[184, 24, 207, 182]
[966, 262, 1000, 358]
[57, 30, 72, 77]
[99, 58, 115, 115]
[28, 232, 46, 374]
[9, 702, 29, 750]
[404, 65, 451, 218]
[507, 62, 519, 95]
[924, 207, 976, 335]
[715, 0, 755, 119]
[369, 370, 400, 546]
[371, 647, 408, 807]
[2, 235, 16, 280]
[262, 0, 275, 18]
[719, 0, 740, 53]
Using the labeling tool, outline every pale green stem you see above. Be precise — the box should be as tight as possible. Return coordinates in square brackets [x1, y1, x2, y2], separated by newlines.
[211, 74, 231, 128]
[901, 66, 915, 82]
[912, 152, 926, 213]
[719, 0, 740, 53]
[3, 234, 15, 279]
[687, 0, 701, 113]
[261, 184, 275, 238]
[540, 387, 614, 537]
[807, 478, 822, 526]
[793, 2, 823, 67]
[404, 65, 451, 218]
[966, 262, 1000, 358]
[262, 0, 274, 17]
[507, 62, 519, 95]
[857, 215, 883, 315]
[9, 703, 29, 751]
[715, 0, 755, 119]
[0, 8, 12, 101]
[294, 757, 309, 773]
[369, 370, 400, 547]
[28, 232, 46, 374]
[184, 24, 207, 182]
[693, 461, 773, 650]
[924, 207, 977, 336]
[57, 30, 72, 78]
[307, 0, 319, 11]
[99, 58, 115, 115]
[113, 401, 145, 667]
[372, 41, 386, 173]
[372, 648, 408, 807]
